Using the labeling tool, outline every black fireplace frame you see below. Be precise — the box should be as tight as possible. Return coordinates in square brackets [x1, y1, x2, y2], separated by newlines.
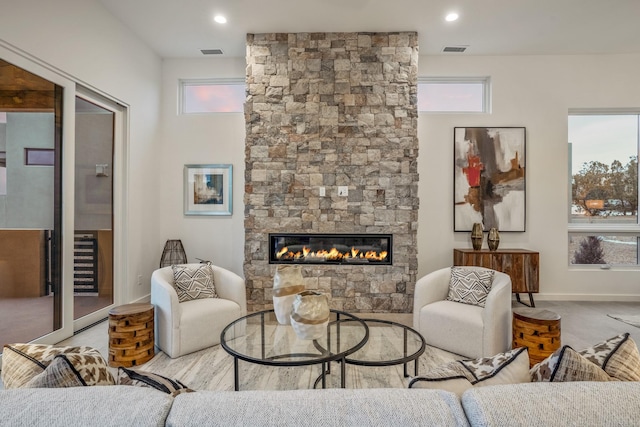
[268, 233, 393, 266]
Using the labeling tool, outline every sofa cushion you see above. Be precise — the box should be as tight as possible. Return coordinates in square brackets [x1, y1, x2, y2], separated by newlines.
[462, 382, 640, 427]
[172, 263, 218, 302]
[530, 345, 613, 382]
[0, 385, 173, 427]
[446, 267, 494, 307]
[1, 344, 115, 389]
[409, 347, 530, 396]
[117, 367, 194, 396]
[167, 388, 470, 427]
[578, 332, 640, 381]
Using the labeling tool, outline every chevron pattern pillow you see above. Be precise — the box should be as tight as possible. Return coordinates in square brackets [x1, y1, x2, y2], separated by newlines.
[171, 264, 218, 302]
[446, 267, 495, 307]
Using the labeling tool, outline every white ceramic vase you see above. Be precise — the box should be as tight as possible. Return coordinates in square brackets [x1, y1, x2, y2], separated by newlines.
[272, 265, 305, 325]
[290, 291, 330, 340]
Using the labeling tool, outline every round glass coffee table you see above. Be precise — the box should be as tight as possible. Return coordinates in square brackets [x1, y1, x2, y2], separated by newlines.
[343, 318, 426, 377]
[220, 309, 368, 391]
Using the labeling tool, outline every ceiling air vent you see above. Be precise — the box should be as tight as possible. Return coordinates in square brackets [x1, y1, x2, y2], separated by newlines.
[201, 49, 224, 55]
[442, 46, 468, 53]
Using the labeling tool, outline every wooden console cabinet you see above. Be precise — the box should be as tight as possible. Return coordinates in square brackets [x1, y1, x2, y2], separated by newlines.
[453, 248, 539, 307]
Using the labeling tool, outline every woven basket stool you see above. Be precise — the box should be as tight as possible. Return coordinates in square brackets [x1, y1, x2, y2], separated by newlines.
[512, 308, 561, 367]
[108, 303, 155, 367]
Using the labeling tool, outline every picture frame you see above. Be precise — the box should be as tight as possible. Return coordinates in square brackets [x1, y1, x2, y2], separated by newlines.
[454, 127, 526, 232]
[184, 164, 232, 216]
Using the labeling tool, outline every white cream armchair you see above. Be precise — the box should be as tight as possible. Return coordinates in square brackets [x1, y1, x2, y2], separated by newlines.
[151, 264, 246, 358]
[413, 266, 512, 359]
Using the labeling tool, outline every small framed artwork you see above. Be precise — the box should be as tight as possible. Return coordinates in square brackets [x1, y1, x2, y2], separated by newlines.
[454, 127, 526, 231]
[184, 164, 232, 216]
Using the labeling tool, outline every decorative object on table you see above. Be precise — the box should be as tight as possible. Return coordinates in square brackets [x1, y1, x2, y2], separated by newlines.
[272, 265, 305, 325]
[160, 239, 187, 268]
[184, 164, 233, 216]
[471, 222, 483, 250]
[454, 127, 526, 232]
[290, 291, 330, 340]
[487, 227, 500, 251]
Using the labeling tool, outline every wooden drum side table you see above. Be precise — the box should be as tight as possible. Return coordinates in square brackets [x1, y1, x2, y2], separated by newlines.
[108, 303, 155, 367]
[512, 308, 561, 367]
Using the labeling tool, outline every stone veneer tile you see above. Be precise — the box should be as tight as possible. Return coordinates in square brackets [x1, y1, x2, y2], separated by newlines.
[245, 32, 419, 313]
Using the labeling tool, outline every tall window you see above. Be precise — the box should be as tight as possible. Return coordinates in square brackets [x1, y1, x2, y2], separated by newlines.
[179, 79, 245, 114]
[418, 77, 490, 113]
[568, 112, 639, 266]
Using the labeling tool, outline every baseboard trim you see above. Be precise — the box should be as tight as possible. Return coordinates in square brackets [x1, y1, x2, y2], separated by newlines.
[130, 294, 151, 304]
[521, 293, 640, 302]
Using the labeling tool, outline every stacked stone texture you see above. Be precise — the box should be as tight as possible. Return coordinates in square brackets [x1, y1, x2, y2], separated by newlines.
[244, 32, 419, 313]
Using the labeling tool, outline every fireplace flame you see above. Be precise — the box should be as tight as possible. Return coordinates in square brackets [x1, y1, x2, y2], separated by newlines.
[275, 245, 388, 263]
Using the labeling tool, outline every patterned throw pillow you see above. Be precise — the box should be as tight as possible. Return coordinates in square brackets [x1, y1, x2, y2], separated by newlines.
[1, 344, 115, 389]
[446, 267, 495, 307]
[578, 333, 640, 381]
[24, 355, 87, 388]
[117, 367, 194, 396]
[171, 264, 218, 303]
[409, 347, 530, 396]
[530, 346, 613, 382]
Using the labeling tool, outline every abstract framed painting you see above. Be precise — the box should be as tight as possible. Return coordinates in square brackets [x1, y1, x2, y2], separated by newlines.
[184, 164, 233, 216]
[454, 127, 526, 231]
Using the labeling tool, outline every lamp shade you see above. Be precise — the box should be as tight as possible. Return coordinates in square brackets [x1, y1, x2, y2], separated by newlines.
[160, 240, 187, 268]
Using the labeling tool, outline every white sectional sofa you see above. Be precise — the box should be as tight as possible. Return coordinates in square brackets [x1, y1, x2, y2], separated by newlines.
[1, 382, 639, 427]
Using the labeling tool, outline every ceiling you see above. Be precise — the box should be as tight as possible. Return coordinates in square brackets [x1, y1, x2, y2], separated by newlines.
[97, 0, 640, 59]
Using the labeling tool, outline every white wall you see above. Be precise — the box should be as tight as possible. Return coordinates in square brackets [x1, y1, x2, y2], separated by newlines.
[4, 113, 54, 228]
[0, 0, 162, 302]
[159, 58, 246, 274]
[418, 53, 640, 300]
[163, 53, 640, 300]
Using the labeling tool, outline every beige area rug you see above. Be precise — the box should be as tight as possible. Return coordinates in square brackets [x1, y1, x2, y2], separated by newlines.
[608, 314, 640, 329]
[142, 341, 461, 392]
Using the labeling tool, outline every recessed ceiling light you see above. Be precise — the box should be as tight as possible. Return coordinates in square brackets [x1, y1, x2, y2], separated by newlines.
[214, 15, 227, 24]
[445, 12, 459, 22]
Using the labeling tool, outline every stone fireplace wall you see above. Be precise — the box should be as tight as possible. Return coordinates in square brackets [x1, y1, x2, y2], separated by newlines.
[244, 32, 419, 313]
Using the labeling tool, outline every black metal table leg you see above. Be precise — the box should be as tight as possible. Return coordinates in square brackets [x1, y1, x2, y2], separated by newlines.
[321, 361, 326, 388]
[516, 293, 536, 307]
[234, 357, 239, 391]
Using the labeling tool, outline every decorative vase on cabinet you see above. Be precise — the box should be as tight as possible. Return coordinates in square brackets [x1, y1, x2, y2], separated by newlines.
[471, 223, 483, 250]
[487, 228, 500, 251]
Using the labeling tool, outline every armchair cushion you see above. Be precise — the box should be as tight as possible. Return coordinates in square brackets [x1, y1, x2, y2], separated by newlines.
[171, 263, 217, 302]
[446, 267, 494, 308]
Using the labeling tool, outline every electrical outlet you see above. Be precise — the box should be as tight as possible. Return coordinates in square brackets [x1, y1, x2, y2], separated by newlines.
[137, 275, 142, 286]
[319, 187, 326, 197]
[338, 186, 348, 196]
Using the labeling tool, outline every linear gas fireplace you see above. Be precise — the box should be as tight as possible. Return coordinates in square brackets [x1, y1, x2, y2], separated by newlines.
[269, 233, 392, 265]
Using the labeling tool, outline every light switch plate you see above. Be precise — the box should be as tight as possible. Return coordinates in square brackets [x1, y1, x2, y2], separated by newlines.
[338, 186, 348, 196]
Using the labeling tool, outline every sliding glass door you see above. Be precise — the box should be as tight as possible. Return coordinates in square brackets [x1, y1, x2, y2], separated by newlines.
[0, 58, 67, 349]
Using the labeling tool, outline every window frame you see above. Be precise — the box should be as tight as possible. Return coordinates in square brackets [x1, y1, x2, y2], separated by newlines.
[567, 108, 640, 268]
[178, 78, 245, 115]
[417, 76, 491, 114]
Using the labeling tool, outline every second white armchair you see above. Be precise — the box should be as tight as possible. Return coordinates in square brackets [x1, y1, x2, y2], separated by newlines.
[413, 266, 512, 359]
